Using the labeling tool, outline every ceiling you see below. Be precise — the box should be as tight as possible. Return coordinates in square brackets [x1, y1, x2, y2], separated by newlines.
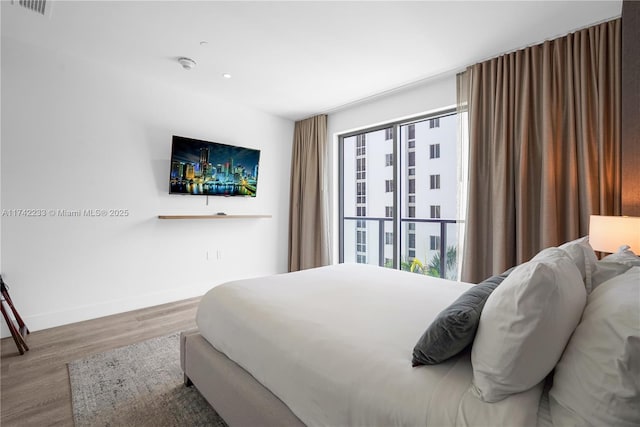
[2, 1, 622, 121]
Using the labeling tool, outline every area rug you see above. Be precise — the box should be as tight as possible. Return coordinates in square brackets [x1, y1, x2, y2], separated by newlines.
[68, 333, 227, 426]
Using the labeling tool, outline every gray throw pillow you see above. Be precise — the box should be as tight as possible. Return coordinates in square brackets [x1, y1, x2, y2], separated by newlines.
[411, 268, 513, 366]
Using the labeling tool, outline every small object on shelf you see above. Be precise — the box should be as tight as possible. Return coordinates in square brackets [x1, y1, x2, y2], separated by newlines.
[0, 275, 29, 355]
[216, 212, 227, 216]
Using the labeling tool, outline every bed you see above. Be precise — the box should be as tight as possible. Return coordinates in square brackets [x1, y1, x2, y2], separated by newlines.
[181, 243, 640, 427]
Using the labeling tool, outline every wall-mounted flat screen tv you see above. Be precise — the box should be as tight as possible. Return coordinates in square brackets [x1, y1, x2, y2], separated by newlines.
[169, 135, 261, 197]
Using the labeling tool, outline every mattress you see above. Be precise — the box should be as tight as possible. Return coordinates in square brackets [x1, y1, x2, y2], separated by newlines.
[196, 263, 544, 426]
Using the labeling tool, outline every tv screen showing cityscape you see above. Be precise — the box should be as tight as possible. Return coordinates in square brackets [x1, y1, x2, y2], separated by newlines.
[169, 136, 261, 197]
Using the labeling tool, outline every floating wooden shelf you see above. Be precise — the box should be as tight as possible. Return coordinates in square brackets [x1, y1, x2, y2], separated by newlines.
[158, 214, 272, 220]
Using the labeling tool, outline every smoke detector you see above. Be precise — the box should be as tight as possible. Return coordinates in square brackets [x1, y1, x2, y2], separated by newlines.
[178, 57, 196, 70]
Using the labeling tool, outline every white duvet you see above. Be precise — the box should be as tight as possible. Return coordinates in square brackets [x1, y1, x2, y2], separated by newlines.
[196, 263, 544, 427]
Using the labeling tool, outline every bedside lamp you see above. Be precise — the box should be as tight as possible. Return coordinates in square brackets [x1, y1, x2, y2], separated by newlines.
[589, 215, 640, 253]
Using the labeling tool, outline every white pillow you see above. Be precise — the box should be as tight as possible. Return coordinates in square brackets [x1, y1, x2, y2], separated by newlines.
[559, 236, 598, 293]
[550, 267, 640, 427]
[591, 246, 640, 289]
[601, 245, 640, 267]
[471, 247, 586, 402]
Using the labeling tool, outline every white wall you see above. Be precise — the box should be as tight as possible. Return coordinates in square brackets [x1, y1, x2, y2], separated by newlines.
[1, 38, 293, 336]
[326, 74, 457, 262]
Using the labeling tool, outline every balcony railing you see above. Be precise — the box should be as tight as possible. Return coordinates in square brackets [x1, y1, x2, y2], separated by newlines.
[342, 217, 459, 279]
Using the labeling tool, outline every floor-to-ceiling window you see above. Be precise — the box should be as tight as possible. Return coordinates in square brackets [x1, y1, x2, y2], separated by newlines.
[339, 110, 459, 279]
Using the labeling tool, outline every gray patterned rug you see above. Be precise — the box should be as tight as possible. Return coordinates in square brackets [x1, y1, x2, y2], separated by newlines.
[68, 333, 227, 426]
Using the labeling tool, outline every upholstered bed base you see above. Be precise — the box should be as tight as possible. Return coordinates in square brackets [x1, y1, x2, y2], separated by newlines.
[180, 330, 305, 427]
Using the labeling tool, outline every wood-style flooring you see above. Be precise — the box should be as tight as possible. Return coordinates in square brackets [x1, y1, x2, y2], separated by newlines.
[1, 297, 200, 426]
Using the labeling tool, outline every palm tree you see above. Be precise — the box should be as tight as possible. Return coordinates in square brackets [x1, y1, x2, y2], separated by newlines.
[427, 246, 458, 280]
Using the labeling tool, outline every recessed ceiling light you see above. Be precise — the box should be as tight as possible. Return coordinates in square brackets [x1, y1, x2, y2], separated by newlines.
[222, 73, 232, 79]
[200, 41, 208, 46]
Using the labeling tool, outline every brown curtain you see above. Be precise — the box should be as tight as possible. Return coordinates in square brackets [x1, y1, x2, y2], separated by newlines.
[288, 114, 330, 271]
[459, 19, 621, 283]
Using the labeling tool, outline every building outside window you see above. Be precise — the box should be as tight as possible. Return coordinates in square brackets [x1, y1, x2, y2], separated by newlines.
[430, 205, 441, 219]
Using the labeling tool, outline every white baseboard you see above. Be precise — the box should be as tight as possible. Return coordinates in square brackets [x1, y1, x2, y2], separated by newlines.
[0, 285, 207, 339]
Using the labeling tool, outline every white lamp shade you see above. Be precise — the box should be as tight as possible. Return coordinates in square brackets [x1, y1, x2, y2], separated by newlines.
[589, 215, 640, 253]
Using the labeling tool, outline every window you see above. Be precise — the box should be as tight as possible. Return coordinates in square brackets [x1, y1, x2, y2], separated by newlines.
[385, 232, 393, 245]
[356, 158, 366, 179]
[408, 151, 415, 167]
[385, 179, 394, 192]
[340, 111, 459, 276]
[356, 134, 366, 155]
[430, 144, 440, 159]
[408, 124, 415, 139]
[356, 181, 366, 204]
[430, 235, 441, 250]
[430, 174, 440, 189]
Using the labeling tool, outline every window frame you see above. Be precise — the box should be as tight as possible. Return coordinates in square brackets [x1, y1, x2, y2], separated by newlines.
[338, 109, 456, 269]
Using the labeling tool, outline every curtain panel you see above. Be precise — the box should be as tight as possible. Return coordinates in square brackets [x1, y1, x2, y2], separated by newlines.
[458, 19, 621, 284]
[288, 114, 330, 272]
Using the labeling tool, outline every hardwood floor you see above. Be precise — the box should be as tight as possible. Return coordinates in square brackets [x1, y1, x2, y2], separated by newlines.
[1, 297, 200, 426]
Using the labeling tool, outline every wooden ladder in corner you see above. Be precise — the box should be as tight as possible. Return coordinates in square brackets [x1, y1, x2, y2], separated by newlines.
[1, 276, 29, 355]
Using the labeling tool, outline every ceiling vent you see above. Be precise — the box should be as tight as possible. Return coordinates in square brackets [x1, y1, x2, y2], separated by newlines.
[11, 0, 53, 18]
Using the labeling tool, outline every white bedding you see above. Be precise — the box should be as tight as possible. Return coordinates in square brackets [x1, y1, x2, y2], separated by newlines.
[196, 263, 544, 427]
